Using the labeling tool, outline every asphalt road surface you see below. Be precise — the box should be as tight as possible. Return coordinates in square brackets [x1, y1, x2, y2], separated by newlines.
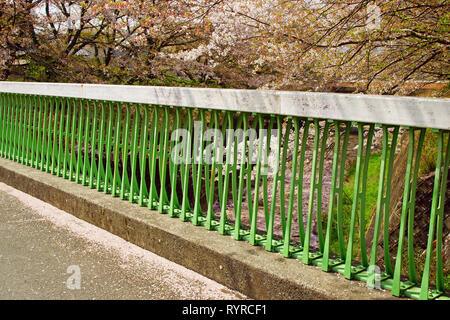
[0, 182, 247, 300]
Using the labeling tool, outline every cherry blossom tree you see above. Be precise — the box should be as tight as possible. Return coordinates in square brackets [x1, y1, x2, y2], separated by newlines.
[1, 0, 448, 94]
[181, 0, 449, 94]
[1, 0, 220, 83]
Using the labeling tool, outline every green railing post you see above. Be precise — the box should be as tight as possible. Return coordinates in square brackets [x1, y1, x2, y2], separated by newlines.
[103, 102, 114, 194]
[138, 107, 149, 206]
[169, 108, 181, 217]
[282, 117, 300, 257]
[366, 125, 399, 286]
[180, 108, 193, 222]
[265, 116, 283, 251]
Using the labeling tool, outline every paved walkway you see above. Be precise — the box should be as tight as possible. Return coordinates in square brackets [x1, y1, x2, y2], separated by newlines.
[0, 182, 246, 300]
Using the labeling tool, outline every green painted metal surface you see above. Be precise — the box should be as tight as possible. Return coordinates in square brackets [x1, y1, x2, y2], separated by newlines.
[0, 92, 448, 300]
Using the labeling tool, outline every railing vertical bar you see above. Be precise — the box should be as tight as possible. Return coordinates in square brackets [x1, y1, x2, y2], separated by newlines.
[382, 126, 399, 276]
[3, 94, 8, 158]
[192, 110, 206, 225]
[18, 94, 25, 163]
[50, 97, 60, 174]
[56, 97, 65, 176]
[216, 113, 225, 224]
[8, 94, 15, 160]
[75, 99, 84, 183]
[29, 96, 38, 168]
[233, 114, 249, 240]
[25, 95, 33, 166]
[0, 94, 5, 158]
[16, 95, 24, 163]
[407, 129, 426, 284]
[157, 106, 170, 213]
[119, 104, 131, 199]
[13, 94, 18, 160]
[206, 110, 220, 228]
[81, 100, 92, 185]
[11, 94, 19, 161]
[303, 119, 321, 264]
[202, 113, 212, 225]
[61, 98, 71, 179]
[265, 116, 283, 251]
[7, 93, 12, 158]
[18, 94, 24, 162]
[39, 96, 47, 170]
[131, 106, 142, 201]
[316, 120, 330, 253]
[343, 123, 365, 278]
[0, 94, 4, 158]
[219, 112, 233, 234]
[297, 119, 311, 247]
[245, 117, 258, 224]
[180, 108, 193, 221]
[68, 99, 78, 181]
[359, 123, 375, 267]
[147, 107, 159, 209]
[128, 105, 140, 202]
[2, 93, 7, 157]
[169, 108, 182, 217]
[96, 102, 106, 191]
[35, 96, 44, 170]
[26, 95, 32, 165]
[282, 117, 300, 256]
[249, 114, 265, 244]
[322, 120, 343, 271]
[23, 95, 33, 166]
[278, 118, 291, 237]
[44, 97, 54, 173]
[111, 103, 123, 197]
[12, 94, 20, 161]
[368, 125, 395, 282]
[419, 130, 441, 299]
[88, 101, 99, 188]
[41, 95, 47, 169]
[392, 128, 415, 296]
[20, 95, 28, 164]
[169, 108, 182, 215]
[103, 102, 114, 193]
[3, 93, 9, 158]
[24, 94, 31, 164]
[336, 122, 351, 259]
[261, 116, 275, 231]
[5, 93, 10, 158]
[230, 115, 242, 213]
[7, 93, 15, 160]
[138, 107, 149, 206]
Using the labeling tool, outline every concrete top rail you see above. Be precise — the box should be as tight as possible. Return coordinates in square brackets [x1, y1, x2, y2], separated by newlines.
[0, 81, 449, 130]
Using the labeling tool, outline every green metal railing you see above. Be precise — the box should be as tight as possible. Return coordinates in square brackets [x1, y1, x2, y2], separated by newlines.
[0, 84, 449, 300]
